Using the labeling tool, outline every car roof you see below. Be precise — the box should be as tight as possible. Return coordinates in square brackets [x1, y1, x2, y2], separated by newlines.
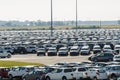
[60, 47, 67, 49]
[104, 45, 111, 48]
[82, 46, 89, 48]
[115, 45, 120, 47]
[71, 46, 79, 49]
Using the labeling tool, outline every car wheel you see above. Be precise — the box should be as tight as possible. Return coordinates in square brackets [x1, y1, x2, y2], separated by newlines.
[7, 54, 11, 58]
[37, 54, 39, 56]
[62, 76, 67, 80]
[44, 54, 46, 56]
[9, 74, 13, 80]
[46, 76, 50, 80]
[80, 77, 83, 80]
[111, 74, 117, 80]
[32, 50, 36, 53]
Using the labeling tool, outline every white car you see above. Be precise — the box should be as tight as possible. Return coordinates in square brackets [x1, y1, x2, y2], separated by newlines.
[45, 68, 73, 80]
[58, 47, 68, 56]
[70, 46, 80, 56]
[0, 50, 11, 58]
[3, 46, 14, 54]
[80, 46, 90, 55]
[103, 45, 112, 52]
[114, 55, 120, 62]
[26, 45, 37, 53]
[73, 67, 89, 80]
[105, 65, 120, 80]
[114, 45, 120, 54]
[86, 68, 108, 80]
[8, 66, 36, 79]
[93, 45, 101, 54]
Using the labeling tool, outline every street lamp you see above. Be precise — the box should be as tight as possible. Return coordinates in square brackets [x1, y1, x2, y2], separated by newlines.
[76, 0, 78, 33]
[51, 0, 53, 37]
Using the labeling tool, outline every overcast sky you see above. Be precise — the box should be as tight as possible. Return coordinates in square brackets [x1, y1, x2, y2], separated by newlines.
[0, 0, 120, 21]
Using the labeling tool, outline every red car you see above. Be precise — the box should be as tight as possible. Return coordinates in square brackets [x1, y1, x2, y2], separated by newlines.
[0, 67, 9, 79]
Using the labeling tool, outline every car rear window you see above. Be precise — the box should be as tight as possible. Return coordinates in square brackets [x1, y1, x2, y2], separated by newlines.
[78, 68, 86, 72]
[64, 69, 72, 73]
[98, 70, 105, 73]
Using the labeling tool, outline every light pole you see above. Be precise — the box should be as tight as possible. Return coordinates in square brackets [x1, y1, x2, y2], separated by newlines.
[99, 20, 101, 27]
[76, 0, 78, 33]
[51, 0, 53, 37]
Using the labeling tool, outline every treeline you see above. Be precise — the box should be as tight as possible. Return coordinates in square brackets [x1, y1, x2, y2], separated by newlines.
[0, 20, 119, 27]
[72, 26, 100, 29]
[0, 20, 75, 27]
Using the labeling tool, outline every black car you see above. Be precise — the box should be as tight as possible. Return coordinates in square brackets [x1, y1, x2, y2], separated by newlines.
[89, 52, 114, 62]
[13, 46, 27, 54]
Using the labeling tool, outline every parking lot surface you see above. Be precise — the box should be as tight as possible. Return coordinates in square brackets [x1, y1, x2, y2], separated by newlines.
[1, 54, 91, 65]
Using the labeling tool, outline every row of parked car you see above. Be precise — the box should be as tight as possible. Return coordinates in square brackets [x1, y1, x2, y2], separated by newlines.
[0, 29, 120, 56]
[0, 61, 120, 80]
[0, 43, 119, 57]
[36, 44, 120, 56]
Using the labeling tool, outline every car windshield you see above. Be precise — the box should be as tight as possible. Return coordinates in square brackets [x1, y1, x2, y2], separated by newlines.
[71, 49, 77, 50]
[115, 56, 120, 58]
[95, 53, 101, 56]
[48, 49, 56, 51]
[60, 49, 67, 51]
[104, 47, 111, 49]
[94, 47, 100, 49]
[39, 49, 45, 51]
[82, 48, 88, 50]
[52, 69, 62, 73]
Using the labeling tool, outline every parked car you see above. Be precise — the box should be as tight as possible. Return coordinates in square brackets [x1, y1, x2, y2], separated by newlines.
[93, 45, 101, 54]
[0, 50, 11, 58]
[70, 46, 80, 56]
[103, 45, 113, 52]
[37, 48, 46, 56]
[114, 55, 120, 62]
[14, 46, 27, 54]
[8, 66, 36, 80]
[47, 47, 57, 56]
[26, 45, 37, 53]
[58, 47, 68, 56]
[89, 52, 114, 62]
[105, 65, 120, 80]
[114, 45, 120, 54]
[22, 70, 46, 80]
[86, 68, 108, 80]
[45, 68, 73, 80]
[80, 46, 91, 55]
[0, 67, 9, 79]
[72, 67, 89, 80]
[3, 46, 14, 54]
